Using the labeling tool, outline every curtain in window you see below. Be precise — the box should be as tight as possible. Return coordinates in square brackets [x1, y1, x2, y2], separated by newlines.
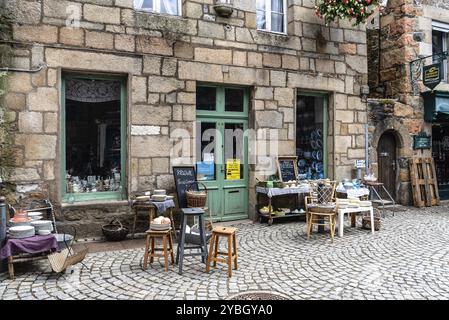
[271, 0, 284, 32]
[66, 79, 121, 103]
[134, 0, 145, 9]
[161, 0, 178, 14]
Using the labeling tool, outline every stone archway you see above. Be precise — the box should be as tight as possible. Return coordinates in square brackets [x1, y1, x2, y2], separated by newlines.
[369, 118, 413, 205]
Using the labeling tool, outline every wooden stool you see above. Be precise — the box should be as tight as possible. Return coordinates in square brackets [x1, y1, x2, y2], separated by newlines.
[206, 226, 238, 277]
[143, 229, 175, 272]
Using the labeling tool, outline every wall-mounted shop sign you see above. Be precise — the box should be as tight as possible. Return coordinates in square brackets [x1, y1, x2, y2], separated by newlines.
[413, 132, 432, 150]
[423, 63, 442, 90]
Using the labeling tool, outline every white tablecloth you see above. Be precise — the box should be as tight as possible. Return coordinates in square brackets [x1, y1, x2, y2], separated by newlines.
[256, 186, 310, 198]
[336, 188, 369, 198]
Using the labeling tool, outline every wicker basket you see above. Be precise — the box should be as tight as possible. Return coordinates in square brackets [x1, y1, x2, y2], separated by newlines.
[102, 219, 129, 241]
[186, 182, 208, 208]
[362, 210, 381, 231]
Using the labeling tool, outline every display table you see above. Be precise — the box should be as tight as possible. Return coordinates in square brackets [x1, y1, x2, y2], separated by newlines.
[335, 187, 370, 199]
[337, 206, 374, 237]
[130, 199, 176, 239]
[0, 234, 59, 279]
[256, 186, 311, 225]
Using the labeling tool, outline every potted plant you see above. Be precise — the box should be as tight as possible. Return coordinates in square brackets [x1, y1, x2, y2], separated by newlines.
[315, 0, 380, 26]
[213, 0, 234, 18]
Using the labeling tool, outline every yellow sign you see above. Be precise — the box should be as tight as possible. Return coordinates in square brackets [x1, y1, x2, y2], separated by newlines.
[226, 159, 241, 180]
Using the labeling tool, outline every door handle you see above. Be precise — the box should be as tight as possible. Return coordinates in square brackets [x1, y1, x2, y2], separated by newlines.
[392, 161, 396, 170]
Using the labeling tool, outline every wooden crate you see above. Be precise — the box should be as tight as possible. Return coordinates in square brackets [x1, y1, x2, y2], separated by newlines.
[409, 158, 440, 207]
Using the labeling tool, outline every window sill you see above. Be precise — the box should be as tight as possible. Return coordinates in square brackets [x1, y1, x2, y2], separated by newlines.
[61, 199, 129, 208]
[134, 10, 183, 19]
[256, 29, 288, 37]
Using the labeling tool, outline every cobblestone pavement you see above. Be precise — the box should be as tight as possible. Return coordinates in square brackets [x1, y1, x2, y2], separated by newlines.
[2, 206, 449, 300]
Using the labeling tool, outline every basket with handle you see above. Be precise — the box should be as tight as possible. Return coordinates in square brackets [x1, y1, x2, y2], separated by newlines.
[185, 182, 208, 208]
[102, 218, 129, 241]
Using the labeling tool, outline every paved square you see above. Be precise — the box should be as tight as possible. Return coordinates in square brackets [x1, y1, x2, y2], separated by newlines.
[2, 206, 449, 300]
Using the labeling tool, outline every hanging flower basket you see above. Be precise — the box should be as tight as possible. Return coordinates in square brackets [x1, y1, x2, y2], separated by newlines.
[315, 0, 380, 26]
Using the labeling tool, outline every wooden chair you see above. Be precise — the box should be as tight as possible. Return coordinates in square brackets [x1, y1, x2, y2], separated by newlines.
[143, 228, 175, 272]
[305, 181, 337, 241]
[206, 226, 238, 277]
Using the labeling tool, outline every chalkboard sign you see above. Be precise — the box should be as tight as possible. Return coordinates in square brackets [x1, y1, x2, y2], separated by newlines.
[277, 156, 298, 182]
[173, 166, 198, 208]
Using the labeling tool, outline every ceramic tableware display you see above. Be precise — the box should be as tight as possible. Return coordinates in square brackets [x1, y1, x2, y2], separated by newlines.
[151, 194, 167, 202]
[30, 220, 54, 234]
[153, 189, 166, 195]
[9, 225, 36, 239]
[27, 212, 44, 220]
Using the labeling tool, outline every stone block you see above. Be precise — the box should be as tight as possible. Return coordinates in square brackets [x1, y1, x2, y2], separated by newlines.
[136, 36, 173, 56]
[174, 42, 194, 59]
[45, 48, 141, 74]
[195, 48, 232, 65]
[254, 87, 273, 100]
[19, 112, 43, 133]
[43, 161, 55, 180]
[274, 88, 294, 107]
[9, 73, 32, 93]
[86, 31, 114, 49]
[335, 136, 351, 152]
[43, 0, 81, 20]
[346, 56, 368, 74]
[282, 55, 299, 70]
[59, 27, 84, 46]
[198, 21, 225, 39]
[115, 34, 135, 52]
[270, 71, 286, 87]
[162, 58, 177, 76]
[139, 158, 152, 175]
[339, 43, 357, 55]
[9, 168, 40, 182]
[13, 25, 58, 44]
[16, 134, 57, 160]
[177, 92, 195, 104]
[5, 93, 26, 111]
[131, 125, 161, 135]
[233, 51, 247, 66]
[28, 88, 58, 111]
[132, 105, 171, 125]
[336, 110, 354, 123]
[84, 4, 121, 24]
[143, 56, 162, 75]
[316, 60, 335, 73]
[148, 76, 184, 93]
[263, 53, 281, 68]
[255, 111, 283, 128]
[44, 113, 58, 133]
[248, 52, 262, 68]
[179, 62, 223, 82]
[186, 2, 203, 19]
[131, 136, 171, 157]
[152, 158, 169, 174]
[132, 76, 147, 103]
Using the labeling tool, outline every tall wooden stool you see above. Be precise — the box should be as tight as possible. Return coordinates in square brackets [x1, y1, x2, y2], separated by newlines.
[143, 228, 175, 272]
[206, 226, 238, 278]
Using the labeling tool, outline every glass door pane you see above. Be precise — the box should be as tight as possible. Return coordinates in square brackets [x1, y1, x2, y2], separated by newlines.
[224, 123, 244, 180]
[196, 121, 217, 181]
[296, 95, 326, 180]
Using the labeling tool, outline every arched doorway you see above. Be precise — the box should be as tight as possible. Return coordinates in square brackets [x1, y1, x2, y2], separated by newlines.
[377, 131, 397, 200]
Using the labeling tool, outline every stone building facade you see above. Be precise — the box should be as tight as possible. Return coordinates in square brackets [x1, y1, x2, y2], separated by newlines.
[367, 0, 449, 205]
[3, 0, 368, 237]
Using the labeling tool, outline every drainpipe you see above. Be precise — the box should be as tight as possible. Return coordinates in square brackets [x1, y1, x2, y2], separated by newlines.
[333, 91, 337, 180]
[365, 123, 369, 175]
[0, 64, 45, 73]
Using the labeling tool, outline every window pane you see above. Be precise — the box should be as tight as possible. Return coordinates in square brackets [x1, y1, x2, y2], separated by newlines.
[256, 0, 266, 10]
[257, 10, 266, 30]
[271, 0, 283, 13]
[432, 31, 444, 63]
[271, 13, 284, 33]
[196, 122, 217, 181]
[296, 95, 326, 180]
[196, 86, 216, 111]
[65, 79, 122, 194]
[225, 123, 244, 180]
[160, 0, 178, 15]
[225, 88, 244, 112]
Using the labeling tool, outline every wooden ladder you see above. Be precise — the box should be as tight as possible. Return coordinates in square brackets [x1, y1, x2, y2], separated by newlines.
[409, 158, 440, 207]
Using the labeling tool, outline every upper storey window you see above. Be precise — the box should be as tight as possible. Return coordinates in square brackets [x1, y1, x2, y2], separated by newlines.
[134, 0, 180, 16]
[432, 21, 449, 82]
[256, 0, 287, 34]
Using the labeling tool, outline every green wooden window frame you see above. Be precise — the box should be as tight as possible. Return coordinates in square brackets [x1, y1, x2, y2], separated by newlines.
[296, 92, 329, 179]
[61, 73, 127, 203]
[196, 84, 249, 119]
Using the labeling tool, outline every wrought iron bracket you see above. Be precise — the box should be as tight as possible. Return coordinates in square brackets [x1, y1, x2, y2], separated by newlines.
[410, 51, 448, 95]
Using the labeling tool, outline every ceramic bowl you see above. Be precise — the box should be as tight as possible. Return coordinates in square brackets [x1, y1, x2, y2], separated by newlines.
[153, 189, 167, 195]
[151, 195, 167, 202]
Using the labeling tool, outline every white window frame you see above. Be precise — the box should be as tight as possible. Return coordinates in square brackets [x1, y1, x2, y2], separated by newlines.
[432, 21, 449, 83]
[256, 0, 288, 35]
[134, 0, 182, 16]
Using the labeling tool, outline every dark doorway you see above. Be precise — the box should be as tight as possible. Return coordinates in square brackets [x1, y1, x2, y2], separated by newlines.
[432, 123, 449, 200]
[377, 132, 397, 199]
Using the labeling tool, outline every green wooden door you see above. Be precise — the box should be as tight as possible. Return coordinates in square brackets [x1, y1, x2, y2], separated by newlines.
[196, 86, 249, 221]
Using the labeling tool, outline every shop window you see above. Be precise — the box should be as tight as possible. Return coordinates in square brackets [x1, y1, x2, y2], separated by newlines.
[432, 124, 449, 200]
[296, 94, 328, 180]
[134, 0, 180, 16]
[256, 0, 287, 34]
[432, 21, 449, 82]
[63, 76, 125, 202]
[196, 86, 216, 111]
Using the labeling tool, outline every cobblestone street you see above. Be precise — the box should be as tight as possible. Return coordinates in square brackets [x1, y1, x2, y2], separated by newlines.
[2, 206, 449, 300]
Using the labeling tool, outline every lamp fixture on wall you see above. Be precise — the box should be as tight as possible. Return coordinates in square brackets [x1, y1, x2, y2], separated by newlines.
[213, 0, 234, 18]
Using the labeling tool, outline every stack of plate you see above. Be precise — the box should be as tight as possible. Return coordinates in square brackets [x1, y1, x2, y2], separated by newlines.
[30, 220, 54, 234]
[150, 223, 171, 231]
[28, 212, 44, 220]
[9, 217, 33, 227]
[9, 226, 36, 239]
[360, 201, 372, 207]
